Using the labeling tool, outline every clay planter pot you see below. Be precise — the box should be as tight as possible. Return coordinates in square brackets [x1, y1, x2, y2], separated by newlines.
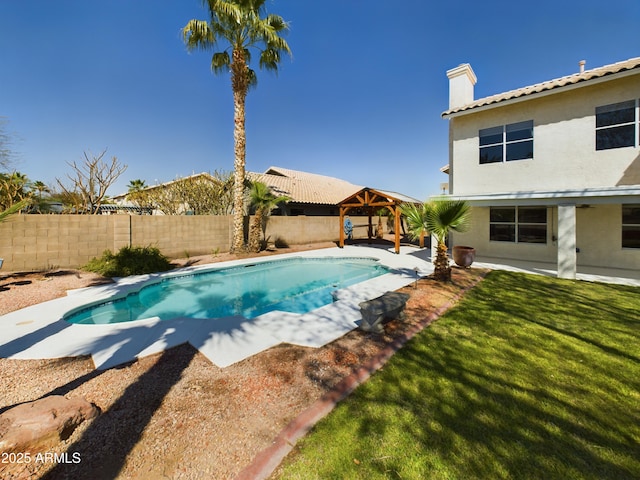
[452, 246, 475, 268]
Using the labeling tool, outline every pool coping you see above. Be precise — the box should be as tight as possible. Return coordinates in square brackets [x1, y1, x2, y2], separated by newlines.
[0, 245, 433, 370]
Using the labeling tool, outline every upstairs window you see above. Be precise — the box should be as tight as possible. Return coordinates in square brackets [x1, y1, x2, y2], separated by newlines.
[480, 120, 534, 164]
[490, 206, 547, 243]
[622, 205, 640, 249]
[596, 100, 638, 150]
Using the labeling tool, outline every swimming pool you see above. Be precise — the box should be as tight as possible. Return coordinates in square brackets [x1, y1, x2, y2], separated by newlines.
[65, 257, 390, 325]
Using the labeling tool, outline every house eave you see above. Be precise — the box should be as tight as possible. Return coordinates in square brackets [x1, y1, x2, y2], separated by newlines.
[446, 186, 640, 206]
[442, 66, 640, 119]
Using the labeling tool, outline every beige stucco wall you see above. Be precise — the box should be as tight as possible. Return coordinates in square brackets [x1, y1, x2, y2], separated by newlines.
[574, 204, 640, 269]
[0, 214, 376, 271]
[451, 205, 640, 270]
[449, 75, 640, 195]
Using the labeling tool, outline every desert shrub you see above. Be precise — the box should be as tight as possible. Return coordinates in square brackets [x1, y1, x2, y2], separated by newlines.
[84, 245, 173, 277]
[274, 236, 289, 248]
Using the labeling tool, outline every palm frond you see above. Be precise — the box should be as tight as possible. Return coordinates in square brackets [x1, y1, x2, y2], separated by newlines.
[249, 181, 289, 210]
[399, 202, 428, 241]
[259, 48, 281, 71]
[0, 199, 30, 222]
[182, 19, 215, 50]
[425, 199, 470, 243]
[211, 51, 230, 73]
[246, 68, 258, 89]
[205, 0, 243, 24]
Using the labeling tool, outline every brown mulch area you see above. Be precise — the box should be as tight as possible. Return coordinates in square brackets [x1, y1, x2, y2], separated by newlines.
[0, 244, 486, 479]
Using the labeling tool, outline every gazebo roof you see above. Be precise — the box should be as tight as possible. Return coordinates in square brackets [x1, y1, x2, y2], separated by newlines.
[338, 187, 422, 208]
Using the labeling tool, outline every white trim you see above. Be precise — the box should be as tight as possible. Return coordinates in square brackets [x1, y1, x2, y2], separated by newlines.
[637, 98, 640, 148]
[446, 186, 640, 206]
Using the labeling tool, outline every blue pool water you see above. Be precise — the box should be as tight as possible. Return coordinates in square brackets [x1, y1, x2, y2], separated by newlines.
[65, 257, 389, 325]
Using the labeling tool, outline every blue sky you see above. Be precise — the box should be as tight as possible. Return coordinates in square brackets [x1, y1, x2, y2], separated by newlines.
[1, 0, 639, 200]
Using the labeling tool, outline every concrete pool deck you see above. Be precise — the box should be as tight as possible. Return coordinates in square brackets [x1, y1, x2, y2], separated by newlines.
[0, 245, 433, 370]
[3, 244, 639, 371]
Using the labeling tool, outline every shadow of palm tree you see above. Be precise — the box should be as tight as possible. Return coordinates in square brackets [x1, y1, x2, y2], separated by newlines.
[0, 320, 71, 358]
[42, 341, 197, 480]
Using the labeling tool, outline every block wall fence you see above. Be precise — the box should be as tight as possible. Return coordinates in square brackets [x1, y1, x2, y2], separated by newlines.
[0, 214, 377, 271]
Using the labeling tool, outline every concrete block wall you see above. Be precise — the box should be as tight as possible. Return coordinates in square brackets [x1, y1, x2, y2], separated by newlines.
[265, 215, 373, 245]
[130, 215, 232, 258]
[0, 214, 376, 271]
[0, 215, 115, 271]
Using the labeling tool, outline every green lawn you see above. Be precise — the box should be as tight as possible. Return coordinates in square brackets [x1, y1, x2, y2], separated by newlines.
[274, 271, 640, 480]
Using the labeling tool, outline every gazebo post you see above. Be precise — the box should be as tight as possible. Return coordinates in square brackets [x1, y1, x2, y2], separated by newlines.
[367, 208, 373, 241]
[394, 205, 401, 254]
[339, 207, 345, 248]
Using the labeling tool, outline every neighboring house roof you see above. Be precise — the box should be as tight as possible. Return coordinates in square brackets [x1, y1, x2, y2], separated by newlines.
[112, 172, 219, 202]
[114, 166, 419, 207]
[442, 56, 640, 117]
[248, 166, 363, 205]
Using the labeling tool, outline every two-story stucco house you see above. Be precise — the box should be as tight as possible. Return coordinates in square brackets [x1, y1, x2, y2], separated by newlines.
[442, 57, 640, 279]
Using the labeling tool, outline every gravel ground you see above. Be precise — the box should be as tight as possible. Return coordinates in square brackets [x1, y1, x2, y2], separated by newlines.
[0, 244, 485, 479]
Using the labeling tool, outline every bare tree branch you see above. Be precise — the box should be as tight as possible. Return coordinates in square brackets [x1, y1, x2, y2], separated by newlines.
[56, 149, 127, 214]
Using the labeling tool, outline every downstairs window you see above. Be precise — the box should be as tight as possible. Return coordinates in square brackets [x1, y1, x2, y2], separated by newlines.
[622, 205, 640, 249]
[490, 206, 547, 243]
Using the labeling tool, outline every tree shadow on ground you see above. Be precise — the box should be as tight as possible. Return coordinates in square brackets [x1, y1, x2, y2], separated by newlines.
[42, 342, 197, 480]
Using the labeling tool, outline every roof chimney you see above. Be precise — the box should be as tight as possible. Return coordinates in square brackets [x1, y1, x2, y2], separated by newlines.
[446, 64, 477, 110]
[579, 60, 586, 73]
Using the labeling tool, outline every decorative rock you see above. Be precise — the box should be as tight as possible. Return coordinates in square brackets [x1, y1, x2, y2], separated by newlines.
[0, 395, 100, 452]
[359, 291, 410, 333]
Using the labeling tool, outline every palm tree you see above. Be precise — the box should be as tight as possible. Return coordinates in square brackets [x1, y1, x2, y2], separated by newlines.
[0, 171, 31, 211]
[401, 199, 470, 281]
[32, 180, 49, 199]
[248, 181, 289, 252]
[127, 179, 147, 193]
[126, 179, 153, 212]
[183, 0, 291, 253]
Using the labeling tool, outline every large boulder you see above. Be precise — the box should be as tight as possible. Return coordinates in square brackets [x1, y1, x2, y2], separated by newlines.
[0, 395, 100, 452]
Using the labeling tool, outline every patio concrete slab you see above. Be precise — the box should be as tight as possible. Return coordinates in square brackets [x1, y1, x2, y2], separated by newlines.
[473, 256, 640, 286]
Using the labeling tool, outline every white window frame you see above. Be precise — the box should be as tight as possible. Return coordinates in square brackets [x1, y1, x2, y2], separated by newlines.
[622, 204, 640, 249]
[595, 99, 639, 150]
[479, 120, 534, 164]
[489, 206, 547, 244]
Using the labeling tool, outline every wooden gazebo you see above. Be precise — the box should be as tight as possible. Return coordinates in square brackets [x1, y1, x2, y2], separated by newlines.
[338, 188, 422, 254]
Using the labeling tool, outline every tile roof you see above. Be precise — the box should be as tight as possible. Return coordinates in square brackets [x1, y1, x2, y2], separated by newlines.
[114, 166, 418, 207]
[442, 57, 640, 117]
[247, 166, 363, 205]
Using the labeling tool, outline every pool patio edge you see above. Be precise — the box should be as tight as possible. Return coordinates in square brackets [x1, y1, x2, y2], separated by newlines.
[0, 245, 434, 370]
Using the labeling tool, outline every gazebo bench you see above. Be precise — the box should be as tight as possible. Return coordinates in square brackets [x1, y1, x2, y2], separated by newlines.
[358, 291, 410, 333]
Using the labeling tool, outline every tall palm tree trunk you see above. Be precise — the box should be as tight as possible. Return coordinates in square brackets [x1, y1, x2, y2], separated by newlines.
[230, 50, 249, 253]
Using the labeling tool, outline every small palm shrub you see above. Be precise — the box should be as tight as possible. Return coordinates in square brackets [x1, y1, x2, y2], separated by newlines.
[84, 245, 172, 277]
